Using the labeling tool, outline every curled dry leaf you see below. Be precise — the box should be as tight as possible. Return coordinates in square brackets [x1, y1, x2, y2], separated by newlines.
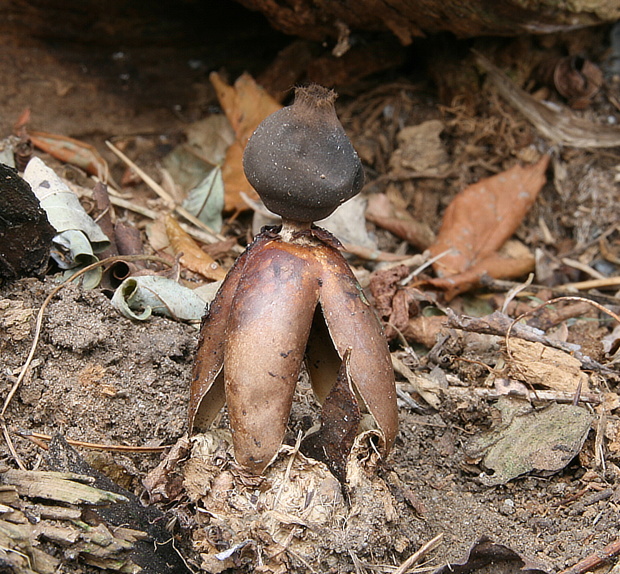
[369, 264, 412, 339]
[210, 71, 281, 212]
[111, 275, 208, 322]
[29, 131, 109, 181]
[552, 56, 603, 110]
[427, 155, 549, 299]
[537, 55, 604, 110]
[164, 215, 227, 281]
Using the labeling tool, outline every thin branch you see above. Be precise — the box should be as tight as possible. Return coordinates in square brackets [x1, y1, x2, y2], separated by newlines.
[393, 533, 443, 574]
[105, 140, 242, 252]
[505, 296, 620, 370]
[558, 537, 620, 574]
[18, 431, 170, 453]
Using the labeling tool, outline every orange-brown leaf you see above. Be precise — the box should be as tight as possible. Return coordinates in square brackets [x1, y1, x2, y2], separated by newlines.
[428, 155, 549, 297]
[165, 215, 227, 281]
[210, 72, 281, 212]
[366, 193, 435, 251]
[220, 141, 257, 211]
[29, 131, 109, 181]
[428, 251, 535, 300]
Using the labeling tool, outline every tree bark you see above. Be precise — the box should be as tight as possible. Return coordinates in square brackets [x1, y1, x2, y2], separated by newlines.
[235, 0, 619, 44]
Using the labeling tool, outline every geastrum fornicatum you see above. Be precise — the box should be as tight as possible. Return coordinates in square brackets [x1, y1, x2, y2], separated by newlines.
[189, 84, 398, 480]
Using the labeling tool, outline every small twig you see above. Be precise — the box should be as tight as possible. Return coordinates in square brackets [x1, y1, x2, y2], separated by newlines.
[106, 140, 242, 252]
[572, 378, 583, 406]
[393, 533, 443, 574]
[107, 193, 234, 252]
[272, 430, 303, 510]
[561, 258, 606, 280]
[396, 386, 425, 412]
[2, 425, 26, 470]
[343, 243, 412, 262]
[558, 537, 620, 574]
[501, 273, 534, 314]
[446, 309, 617, 377]
[106, 141, 176, 204]
[564, 276, 620, 291]
[450, 385, 601, 405]
[18, 431, 171, 453]
[480, 276, 620, 308]
[401, 249, 452, 286]
[506, 296, 620, 366]
[108, 194, 160, 219]
[392, 356, 440, 409]
[594, 408, 607, 471]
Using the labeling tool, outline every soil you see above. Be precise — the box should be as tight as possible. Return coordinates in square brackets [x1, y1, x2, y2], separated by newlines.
[2, 3, 620, 573]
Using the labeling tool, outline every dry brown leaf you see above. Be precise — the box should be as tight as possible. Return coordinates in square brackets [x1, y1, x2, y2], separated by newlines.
[29, 131, 109, 181]
[165, 215, 227, 281]
[429, 250, 535, 300]
[402, 315, 448, 349]
[210, 71, 281, 212]
[506, 338, 589, 393]
[366, 193, 435, 251]
[427, 155, 549, 299]
[220, 140, 253, 212]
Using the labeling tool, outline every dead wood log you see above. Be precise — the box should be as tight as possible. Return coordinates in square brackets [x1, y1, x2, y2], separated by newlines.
[235, 0, 619, 44]
[0, 468, 141, 573]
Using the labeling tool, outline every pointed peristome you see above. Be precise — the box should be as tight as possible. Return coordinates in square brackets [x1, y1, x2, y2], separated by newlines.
[243, 84, 364, 222]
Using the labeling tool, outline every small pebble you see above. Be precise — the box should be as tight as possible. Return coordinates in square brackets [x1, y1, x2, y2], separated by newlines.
[499, 498, 515, 516]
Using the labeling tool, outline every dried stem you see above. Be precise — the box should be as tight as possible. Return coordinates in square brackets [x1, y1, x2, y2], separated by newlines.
[505, 296, 620, 368]
[280, 219, 312, 242]
[558, 537, 620, 574]
[105, 140, 242, 252]
[18, 431, 170, 453]
[393, 533, 443, 574]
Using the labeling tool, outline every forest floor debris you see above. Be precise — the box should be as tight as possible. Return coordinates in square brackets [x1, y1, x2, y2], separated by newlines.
[1, 11, 620, 574]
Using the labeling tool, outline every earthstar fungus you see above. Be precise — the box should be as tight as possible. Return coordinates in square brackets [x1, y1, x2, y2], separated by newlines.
[189, 85, 398, 478]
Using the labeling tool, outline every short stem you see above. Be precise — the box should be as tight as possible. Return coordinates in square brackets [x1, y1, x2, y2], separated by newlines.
[280, 219, 312, 242]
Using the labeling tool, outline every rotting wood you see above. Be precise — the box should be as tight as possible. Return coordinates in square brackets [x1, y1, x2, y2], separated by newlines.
[0, 468, 144, 573]
[235, 0, 618, 44]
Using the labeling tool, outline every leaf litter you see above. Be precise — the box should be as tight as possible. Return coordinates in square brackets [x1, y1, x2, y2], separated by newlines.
[1, 22, 620, 574]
